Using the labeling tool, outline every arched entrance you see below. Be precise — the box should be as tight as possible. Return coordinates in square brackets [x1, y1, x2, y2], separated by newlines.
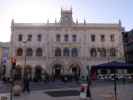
[14, 64, 22, 80]
[52, 64, 63, 80]
[69, 64, 80, 81]
[34, 65, 42, 81]
[24, 65, 32, 80]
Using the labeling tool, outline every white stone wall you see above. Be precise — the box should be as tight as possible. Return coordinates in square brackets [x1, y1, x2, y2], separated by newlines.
[10, 22, 124, 76]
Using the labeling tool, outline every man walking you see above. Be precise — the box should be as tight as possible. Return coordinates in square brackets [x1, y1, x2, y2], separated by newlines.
[23, 70, 30, 93]
[87, 76, 92, 100]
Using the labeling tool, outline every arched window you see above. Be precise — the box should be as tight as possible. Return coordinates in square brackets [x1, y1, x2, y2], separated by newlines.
[71, 48, 78, 57]
[26, 48, 33, 56]
[99, 48, 106, 57]
[63, 48, 69, 56]
[90, 48, 97, 57]
[16, 48, 23, 56]
[36, 48, 42, 56]
[34, 65, 42, 81]
[110, 48, 116, 57]
[55, 48, 61, 56]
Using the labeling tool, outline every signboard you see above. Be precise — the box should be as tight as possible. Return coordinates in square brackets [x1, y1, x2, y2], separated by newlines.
[63, 44, 80, 48]
[80, 83, 88, 99]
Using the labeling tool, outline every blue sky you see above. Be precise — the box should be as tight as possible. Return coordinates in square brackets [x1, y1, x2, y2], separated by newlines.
[0, 0, 133, 42]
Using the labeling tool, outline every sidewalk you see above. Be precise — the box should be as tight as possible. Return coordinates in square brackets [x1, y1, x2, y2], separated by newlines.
[14, 88, 80, 100]
[0, 83, 133, 100]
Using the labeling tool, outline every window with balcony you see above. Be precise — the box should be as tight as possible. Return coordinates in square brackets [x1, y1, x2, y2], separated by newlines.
[16, 48, 23, 56]
[55, 48, 61, 56]
[90, 48, 97, 57]
[99, 48, 106, 57]
[110, 48, 116, 57]
[36, 48, 43, 56]
[26, 48, 33, 56]
[71, 48, 78, 57]
[63, 48, 69, 56]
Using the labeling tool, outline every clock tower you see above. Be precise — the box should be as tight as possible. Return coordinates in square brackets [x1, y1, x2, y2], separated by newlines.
[60, 8, 73, 25]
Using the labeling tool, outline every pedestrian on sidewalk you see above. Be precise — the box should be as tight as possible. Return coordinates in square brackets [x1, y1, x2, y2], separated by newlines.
[87, 76, 92, 100]
[23, 70, 30, 93]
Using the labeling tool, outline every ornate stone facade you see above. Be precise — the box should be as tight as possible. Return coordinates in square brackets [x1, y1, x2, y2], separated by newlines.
[10, 9, 124, 78]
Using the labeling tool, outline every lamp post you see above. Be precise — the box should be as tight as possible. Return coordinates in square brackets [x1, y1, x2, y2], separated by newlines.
[23, 40, 27, 69]
[86, 65, 92, 99]
[10, 57, 16, 100]
[10, 69, 13, 100]
[113, 69, 117, 100]
[22, 40, 28, 79]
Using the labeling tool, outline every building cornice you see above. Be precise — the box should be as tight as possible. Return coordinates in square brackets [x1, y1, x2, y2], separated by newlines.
[13, 22, 122, 30]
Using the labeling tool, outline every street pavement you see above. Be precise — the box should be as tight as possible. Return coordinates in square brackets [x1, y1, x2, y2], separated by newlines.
[0, 80, 133, 100]
[0, 80, 80, 93]
[13, 83, 133, 100]
[0, 81, 10, 93]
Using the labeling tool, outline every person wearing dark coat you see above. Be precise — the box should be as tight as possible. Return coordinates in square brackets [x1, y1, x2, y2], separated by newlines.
[23, 70, 30, 93]
[87, 76, 92, 99]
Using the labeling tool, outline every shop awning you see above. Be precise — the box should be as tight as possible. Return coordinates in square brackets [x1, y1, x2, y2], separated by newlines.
[91, 61, 133, 70]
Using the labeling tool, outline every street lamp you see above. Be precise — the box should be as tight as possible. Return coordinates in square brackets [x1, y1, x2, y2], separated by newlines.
[86, 65, 92, 99]
[22, 40, 27, 77]
[23, 40, 27, 69]
[10, 57, 16, 100]
[113, 69, 117, 100]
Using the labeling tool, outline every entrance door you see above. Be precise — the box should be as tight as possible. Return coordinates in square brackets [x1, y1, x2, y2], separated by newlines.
[70, 64, 80, 81]
[72, 67, 77, 76]
[35, 66, 42, 81]
[55, 68, 61, 77]
[53, 64, 62, 79]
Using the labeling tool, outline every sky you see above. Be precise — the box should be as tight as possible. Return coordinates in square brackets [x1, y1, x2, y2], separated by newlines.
[0, 0, 133, 42]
